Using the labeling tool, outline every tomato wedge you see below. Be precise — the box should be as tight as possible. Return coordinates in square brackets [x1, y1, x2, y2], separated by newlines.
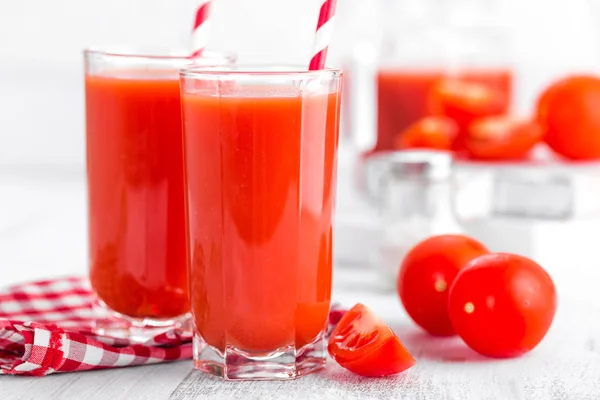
[464, 116, 543, 161]
[394, 116, 458, 151]
[327, 304, 415, 377]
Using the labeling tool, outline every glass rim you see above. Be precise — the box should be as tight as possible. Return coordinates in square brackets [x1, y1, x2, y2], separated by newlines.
[83, 46, 236, 62]
[180, 64, 342, 80]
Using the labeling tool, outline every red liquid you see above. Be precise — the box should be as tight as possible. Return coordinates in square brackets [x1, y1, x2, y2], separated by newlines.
[182, 89, 340, 353]
[85, 73, 189, 319]
[376, 69, 513, 152]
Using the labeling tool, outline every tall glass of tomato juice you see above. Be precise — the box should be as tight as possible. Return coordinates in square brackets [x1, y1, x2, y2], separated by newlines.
[180, 66, 343, 380]
[84, 49, 235, 341]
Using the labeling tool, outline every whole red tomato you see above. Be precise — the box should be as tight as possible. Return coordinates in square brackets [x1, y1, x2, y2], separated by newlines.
[465, 116, 543, 161]
[429, 79, 507, 150]
[537, 75, 600, 160]
[448, 253, 557, 358]
[394, 116, 459, 151]
[398, 235, 489, 336]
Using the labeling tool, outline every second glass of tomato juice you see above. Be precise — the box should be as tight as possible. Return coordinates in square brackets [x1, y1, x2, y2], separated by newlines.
[180, 65, 342, 380]
[84, 49, 235, 339]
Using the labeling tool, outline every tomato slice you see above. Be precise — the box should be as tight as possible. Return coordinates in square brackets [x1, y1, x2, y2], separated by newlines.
[464, 116, 543, 161]
[328, 304, 415, 377]
[429, 79, 507, 150]
[394, 116, 458, 151]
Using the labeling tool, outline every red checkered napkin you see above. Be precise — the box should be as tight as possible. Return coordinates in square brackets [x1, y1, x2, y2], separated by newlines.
[0, 277, 192, 376]
[0, 276, 346, 376]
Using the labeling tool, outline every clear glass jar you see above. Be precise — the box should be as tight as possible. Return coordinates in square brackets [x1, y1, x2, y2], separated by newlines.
[375, 0, 513, 152]
[342, 0, 513, 155]
[335, 0, 513, 267]
[368, 150, 462, 288]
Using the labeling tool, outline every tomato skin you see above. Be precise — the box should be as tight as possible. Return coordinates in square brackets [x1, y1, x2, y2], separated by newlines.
[465, 116, 543, 161]
[537, 75, 600, 160]
[394, 116, 458, 151]
[328, 304, 415, 377]
[398, 235, 489, 336]
[339, 335, 416, 377]
[448, 253, 557, 358]
[429, 80, 507, 150]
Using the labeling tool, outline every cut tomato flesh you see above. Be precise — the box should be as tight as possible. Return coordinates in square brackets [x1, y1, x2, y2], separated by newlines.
[328, 303, 416, 377]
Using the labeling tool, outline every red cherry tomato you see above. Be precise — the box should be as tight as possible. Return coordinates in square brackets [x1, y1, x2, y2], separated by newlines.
[465, 116, 543, 161]
[398, 235, 489, 336]
[394, 116, 459, 151]
[536, 75, 600, 160]
[429, 80, 507, 150]
[448, 253, 557, 358]
[328, 303, 415, 377]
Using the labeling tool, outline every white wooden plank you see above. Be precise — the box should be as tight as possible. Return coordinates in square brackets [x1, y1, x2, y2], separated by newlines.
[0, 361, 192, 400]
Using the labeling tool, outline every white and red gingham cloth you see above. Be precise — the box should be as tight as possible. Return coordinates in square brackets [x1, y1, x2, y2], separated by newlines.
[0, 276, 345, 376]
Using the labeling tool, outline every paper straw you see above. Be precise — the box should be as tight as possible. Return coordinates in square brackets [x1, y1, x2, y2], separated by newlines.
[309, 0, 338, 70]
[191, 0, 212, 57]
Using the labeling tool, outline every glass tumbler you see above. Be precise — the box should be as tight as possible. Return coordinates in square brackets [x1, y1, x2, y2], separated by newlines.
[180, 65, 342, 380]
[84, 48, 235, 341]
[342, 0, 513, 156]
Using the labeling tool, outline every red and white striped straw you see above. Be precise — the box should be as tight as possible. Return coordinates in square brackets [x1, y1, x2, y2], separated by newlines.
[190, 0, 212, 57]
[309, 0, 338, 71]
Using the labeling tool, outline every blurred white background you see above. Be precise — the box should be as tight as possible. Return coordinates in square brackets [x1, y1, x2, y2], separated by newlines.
[1, 0, 600, 172]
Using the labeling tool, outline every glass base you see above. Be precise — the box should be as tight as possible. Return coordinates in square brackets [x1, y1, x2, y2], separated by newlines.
[193, 332, 327, 380]
[92, 297, 191, 343]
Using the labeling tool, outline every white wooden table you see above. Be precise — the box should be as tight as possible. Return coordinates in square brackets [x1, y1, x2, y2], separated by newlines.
[0, 169, 599, 400]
